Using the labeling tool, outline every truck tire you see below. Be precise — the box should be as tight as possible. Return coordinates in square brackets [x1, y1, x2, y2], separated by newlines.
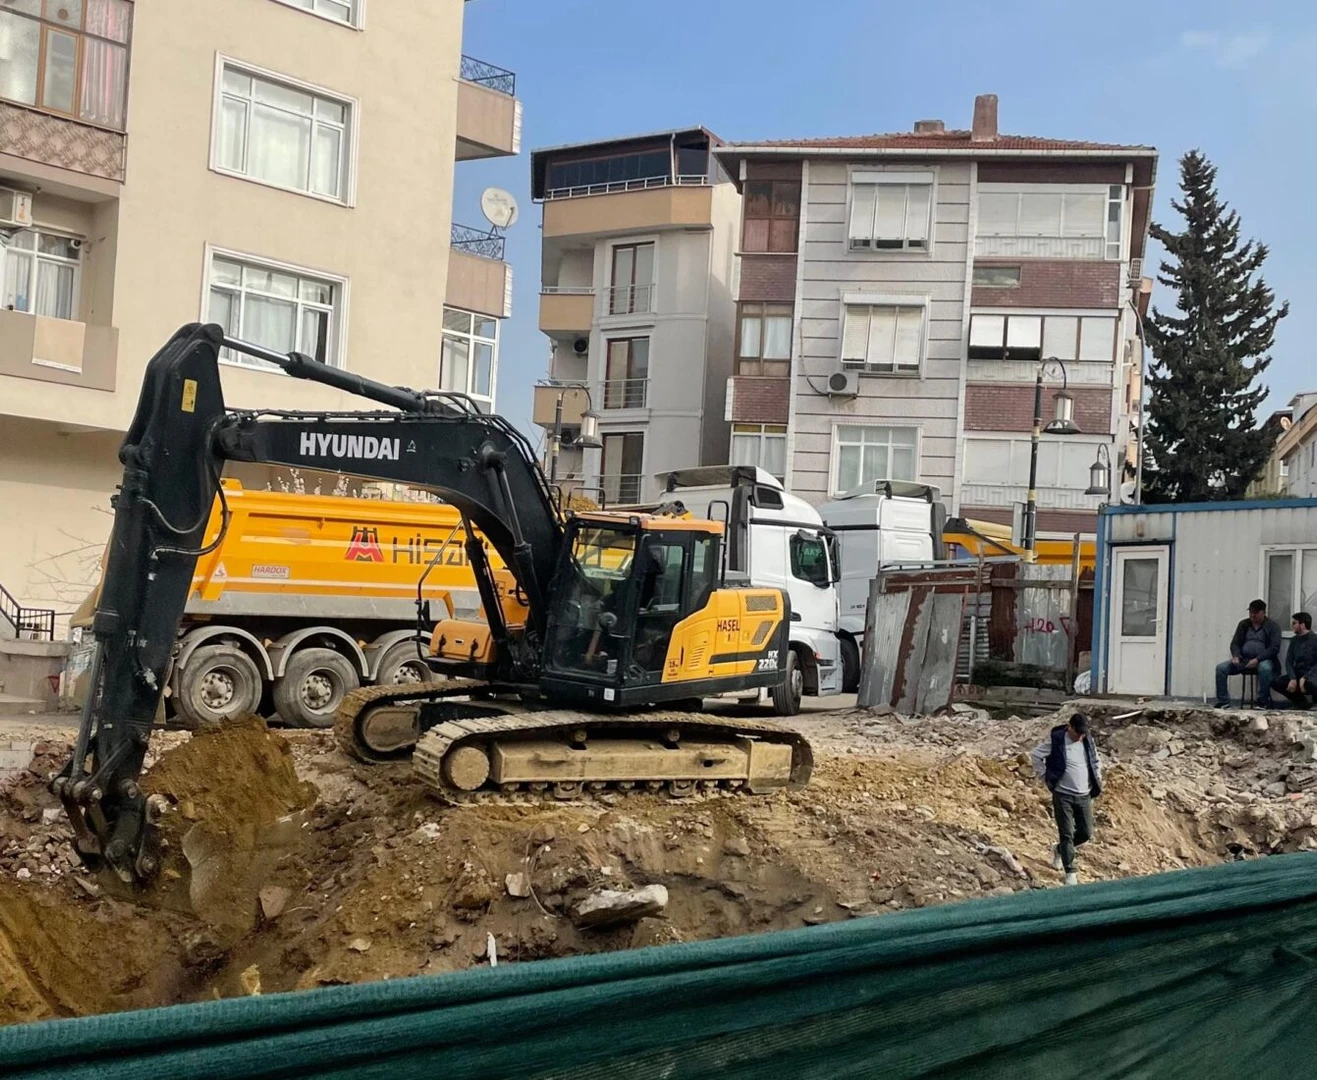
[274, 648, 360, 729]
[375, 639, 438, 687]
[840, 637, 861, 694]
[174, 644, 263, 730]
[770, 649, 803, 717]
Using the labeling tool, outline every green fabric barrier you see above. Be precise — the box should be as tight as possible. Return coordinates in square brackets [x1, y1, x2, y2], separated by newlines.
[3, 852, 1317, 1079]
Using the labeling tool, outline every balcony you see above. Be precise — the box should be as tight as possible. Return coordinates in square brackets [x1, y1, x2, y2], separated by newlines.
[960, 482, 1102, 512]
[531, 383, 589, 431]
[542, 183, 713, 240]
[456, 56, 521, 161]
[606, 283, 654, 316]
[539, 287, 594, 335]
[602, 378, 648, 411]
[446, 224, 510, 318]
[0, 310, 117, 396]
[601, 473, 644, 505]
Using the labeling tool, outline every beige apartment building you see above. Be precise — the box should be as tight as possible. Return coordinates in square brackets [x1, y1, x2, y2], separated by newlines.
[0, 0, 519, 629]
[529, 128, 739, 505]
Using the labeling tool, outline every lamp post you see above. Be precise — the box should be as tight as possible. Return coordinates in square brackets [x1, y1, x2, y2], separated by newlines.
[1085, 442, 1113, 502]
[542, 382, 601, 484]
[1023, 356, 1080, 562]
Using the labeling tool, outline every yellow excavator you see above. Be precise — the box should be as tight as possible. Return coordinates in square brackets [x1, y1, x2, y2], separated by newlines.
[53, 324, 812, 885]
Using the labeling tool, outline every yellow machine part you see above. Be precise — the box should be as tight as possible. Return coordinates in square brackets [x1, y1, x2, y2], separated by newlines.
[945, 519, 1095, 571]
[659, 587, 784, 685]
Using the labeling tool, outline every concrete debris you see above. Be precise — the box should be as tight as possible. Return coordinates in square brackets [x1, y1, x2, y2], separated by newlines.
[722, 836, 751, 857]
[504, 872, 531, 898]
[258, 886, 290, 921]
[347, 937, 371, 953]
[573, 884, 669, 928]
[239, 964, 262, 996]
[1248, 716, 1269, 734]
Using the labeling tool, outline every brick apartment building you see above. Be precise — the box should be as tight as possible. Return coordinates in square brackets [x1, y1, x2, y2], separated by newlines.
[712, 94, 1157, 537]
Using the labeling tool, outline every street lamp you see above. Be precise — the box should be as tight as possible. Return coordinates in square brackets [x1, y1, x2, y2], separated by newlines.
[541, 382, 601, 484]
[1023, 357, 1080, 561]
[1085, 442, 1113, 500]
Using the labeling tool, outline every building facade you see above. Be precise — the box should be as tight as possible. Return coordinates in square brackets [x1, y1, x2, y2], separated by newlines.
[713, 95, 1156, 537]
[529, 128, 739, 505]
[1276, 392, 1317, 499]
[0, 0, 519, 624]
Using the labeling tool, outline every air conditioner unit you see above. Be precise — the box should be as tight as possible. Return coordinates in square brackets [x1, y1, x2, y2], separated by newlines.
[826, 369, 859, 398]
[0, 187, 33, 230]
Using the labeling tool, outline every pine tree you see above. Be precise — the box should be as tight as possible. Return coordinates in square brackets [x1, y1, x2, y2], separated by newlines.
[1142, 150, 1288, 503]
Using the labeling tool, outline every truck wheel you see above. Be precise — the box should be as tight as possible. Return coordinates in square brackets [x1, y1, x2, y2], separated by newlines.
[375, 640, 437, 687]
[175, 644, 263, 730]
[770, 649, 803, 717]
[840, 637, 861, 694]
[275, 648, 360, 729]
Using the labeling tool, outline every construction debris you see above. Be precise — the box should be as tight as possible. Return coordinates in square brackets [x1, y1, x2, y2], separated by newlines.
[573, 884, 670, 928]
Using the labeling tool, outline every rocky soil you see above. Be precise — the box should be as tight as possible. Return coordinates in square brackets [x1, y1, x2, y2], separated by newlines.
[3, 699, 1316, 1025]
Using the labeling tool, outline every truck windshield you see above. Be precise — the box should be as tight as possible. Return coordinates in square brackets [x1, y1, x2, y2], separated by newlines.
[790, 533, 830, 588]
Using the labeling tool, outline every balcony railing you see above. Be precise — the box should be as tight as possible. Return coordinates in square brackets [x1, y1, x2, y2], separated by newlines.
[974, 236, 1106, 260]
[602, 378, 648, 410]
[540, 286, 595, 295]
[451, 223, 505, 260]
[460, 55, 516, 96]
[960, 483, 1103, 511]
[545, 174, 709, 201]
[607, 283, 654, 315]
[601, 473, 644, 505]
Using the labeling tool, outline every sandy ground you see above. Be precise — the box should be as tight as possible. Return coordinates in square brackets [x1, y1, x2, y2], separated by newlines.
[3, 697, 1316, 1024]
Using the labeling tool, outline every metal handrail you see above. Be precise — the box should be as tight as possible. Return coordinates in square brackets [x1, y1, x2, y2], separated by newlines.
[540, 285, 595, 295]
[451, 223, 505, 260]
[0, 582, 56, 641]
[459, 55, 516, 96]
[601, 378, 648, 410]
[544, 174, 710, 201]
[607, 282, 654, 315]
[601, 473, 644, 505]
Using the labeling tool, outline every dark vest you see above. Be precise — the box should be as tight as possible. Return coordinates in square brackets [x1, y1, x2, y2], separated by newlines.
[1043, 724, 1102, 797]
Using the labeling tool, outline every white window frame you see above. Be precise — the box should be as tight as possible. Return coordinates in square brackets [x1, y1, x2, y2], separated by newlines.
[976, 183, 1123, 261]
[1, 227, 83, 322]
[968, 311, 1119, 364]
[839, 293, 929, 376]
[270, 0, 366, 28]
[730, 423, 787, 480]
[440, 306, 499, 406]
[210, 55, 359, 207]
[961, 434, 1109, 490]
[846, 170, 935, 253]
[603, 234, 659, 321]
[202, 244, 349, 372]
[830, 423, 920, 496]
[1261, 545, 1317, 638]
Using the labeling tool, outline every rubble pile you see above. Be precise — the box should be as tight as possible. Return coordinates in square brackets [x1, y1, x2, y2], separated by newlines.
[2, 700, 1314, 1024]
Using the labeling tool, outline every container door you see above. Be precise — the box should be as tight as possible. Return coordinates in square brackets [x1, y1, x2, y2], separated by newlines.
[1108, 546, 1169, 695]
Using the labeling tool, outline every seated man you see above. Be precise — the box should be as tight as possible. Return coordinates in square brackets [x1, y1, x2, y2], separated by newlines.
[1214, 599, 1281, 709]
[1280, 612, 1317, 710]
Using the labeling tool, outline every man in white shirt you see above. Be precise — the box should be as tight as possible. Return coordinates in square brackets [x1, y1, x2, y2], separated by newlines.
[1030, 712, 1102, 885]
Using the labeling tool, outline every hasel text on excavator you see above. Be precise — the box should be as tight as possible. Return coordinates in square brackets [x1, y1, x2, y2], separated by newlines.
[54, 324, 813, 886]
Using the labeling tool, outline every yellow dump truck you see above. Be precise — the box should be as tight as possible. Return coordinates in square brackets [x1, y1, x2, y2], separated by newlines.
[77, 480, 496, 728]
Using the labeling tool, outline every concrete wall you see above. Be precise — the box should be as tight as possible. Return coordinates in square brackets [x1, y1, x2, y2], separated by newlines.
[789, 161, 972, 504]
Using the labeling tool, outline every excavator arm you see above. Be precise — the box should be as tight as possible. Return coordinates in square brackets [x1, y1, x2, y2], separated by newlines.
[53, 323, 565, 883]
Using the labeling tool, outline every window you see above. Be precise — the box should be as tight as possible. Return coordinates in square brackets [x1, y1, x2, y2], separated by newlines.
[207, 251, 343, 370]
[603, 337, 648, 409]
[730, 424, 786, 480]
[962, 436, 1107, 493]
[1264, 548, 1317, 634]
[742, 180, 799, 253]
[546, 150, 671, 195]
[968, 313, 1117, 363]
[790, 533, 830, 588]
[737, 303, 791, 376]
[1, 228, 81, 319]
[213, 62, 353, 202]
[609, 242, 654, 315]
[601, 433, 644, 504]
[841, 304, 924, 374]
[440, 307, 497, 401]
[976, 184, 1123, 260]
[274, 0, 360, 26]
[833, 425, 917, 493]
[973, 265, 1021, 288]
[0, 0, 131, 128]
[848, 173, 933, 251]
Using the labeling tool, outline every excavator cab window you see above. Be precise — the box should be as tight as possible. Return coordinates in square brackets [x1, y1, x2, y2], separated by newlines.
[631, 530, 720, 680]
[547, 522, 640, 676]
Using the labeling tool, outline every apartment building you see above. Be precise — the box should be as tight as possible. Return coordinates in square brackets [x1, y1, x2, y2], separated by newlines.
[0, 0, 520, 624]
[713, 95, 1156, 536]
[529, 128, 739, 505]
[1247, 404, 1295, 497]
[1275, 392, 1317, 499]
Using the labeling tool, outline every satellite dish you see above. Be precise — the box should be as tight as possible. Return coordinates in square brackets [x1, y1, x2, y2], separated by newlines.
[480, 188, 519, 230]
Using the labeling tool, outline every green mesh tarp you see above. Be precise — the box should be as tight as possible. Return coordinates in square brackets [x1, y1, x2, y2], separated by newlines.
[3, 853, 1317, 1079]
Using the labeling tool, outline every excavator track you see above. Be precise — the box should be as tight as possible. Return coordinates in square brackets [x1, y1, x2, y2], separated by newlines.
[333, 685, 812, 803]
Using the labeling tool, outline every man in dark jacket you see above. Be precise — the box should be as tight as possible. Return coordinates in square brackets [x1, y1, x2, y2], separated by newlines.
[1030, 712, 1102, 885]
[1214, 599, 1282, 708]
[1280, 612, 1317, 710]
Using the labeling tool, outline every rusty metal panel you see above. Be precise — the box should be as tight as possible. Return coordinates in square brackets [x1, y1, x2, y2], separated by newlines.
[895, 587, 934, 714]
[1015, 564, 1072, 670]
[857, 586, 909, 708]
[915, 593, 965, 713]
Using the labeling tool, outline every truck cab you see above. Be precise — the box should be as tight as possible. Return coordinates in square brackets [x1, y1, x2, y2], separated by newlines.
[656, 466, 843, 705]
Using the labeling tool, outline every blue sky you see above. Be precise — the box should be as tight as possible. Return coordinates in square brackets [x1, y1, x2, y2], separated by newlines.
[457, 0, 1315, 439]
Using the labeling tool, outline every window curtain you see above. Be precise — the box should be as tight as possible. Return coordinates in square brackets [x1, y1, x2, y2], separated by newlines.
[80, 0, 131, 128]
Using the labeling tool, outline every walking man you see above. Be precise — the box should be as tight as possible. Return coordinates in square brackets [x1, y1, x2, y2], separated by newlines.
[1214, 599, 1282, 708]
[1280, 612, 1317, 710]
[1030, 712, 1102, 885]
